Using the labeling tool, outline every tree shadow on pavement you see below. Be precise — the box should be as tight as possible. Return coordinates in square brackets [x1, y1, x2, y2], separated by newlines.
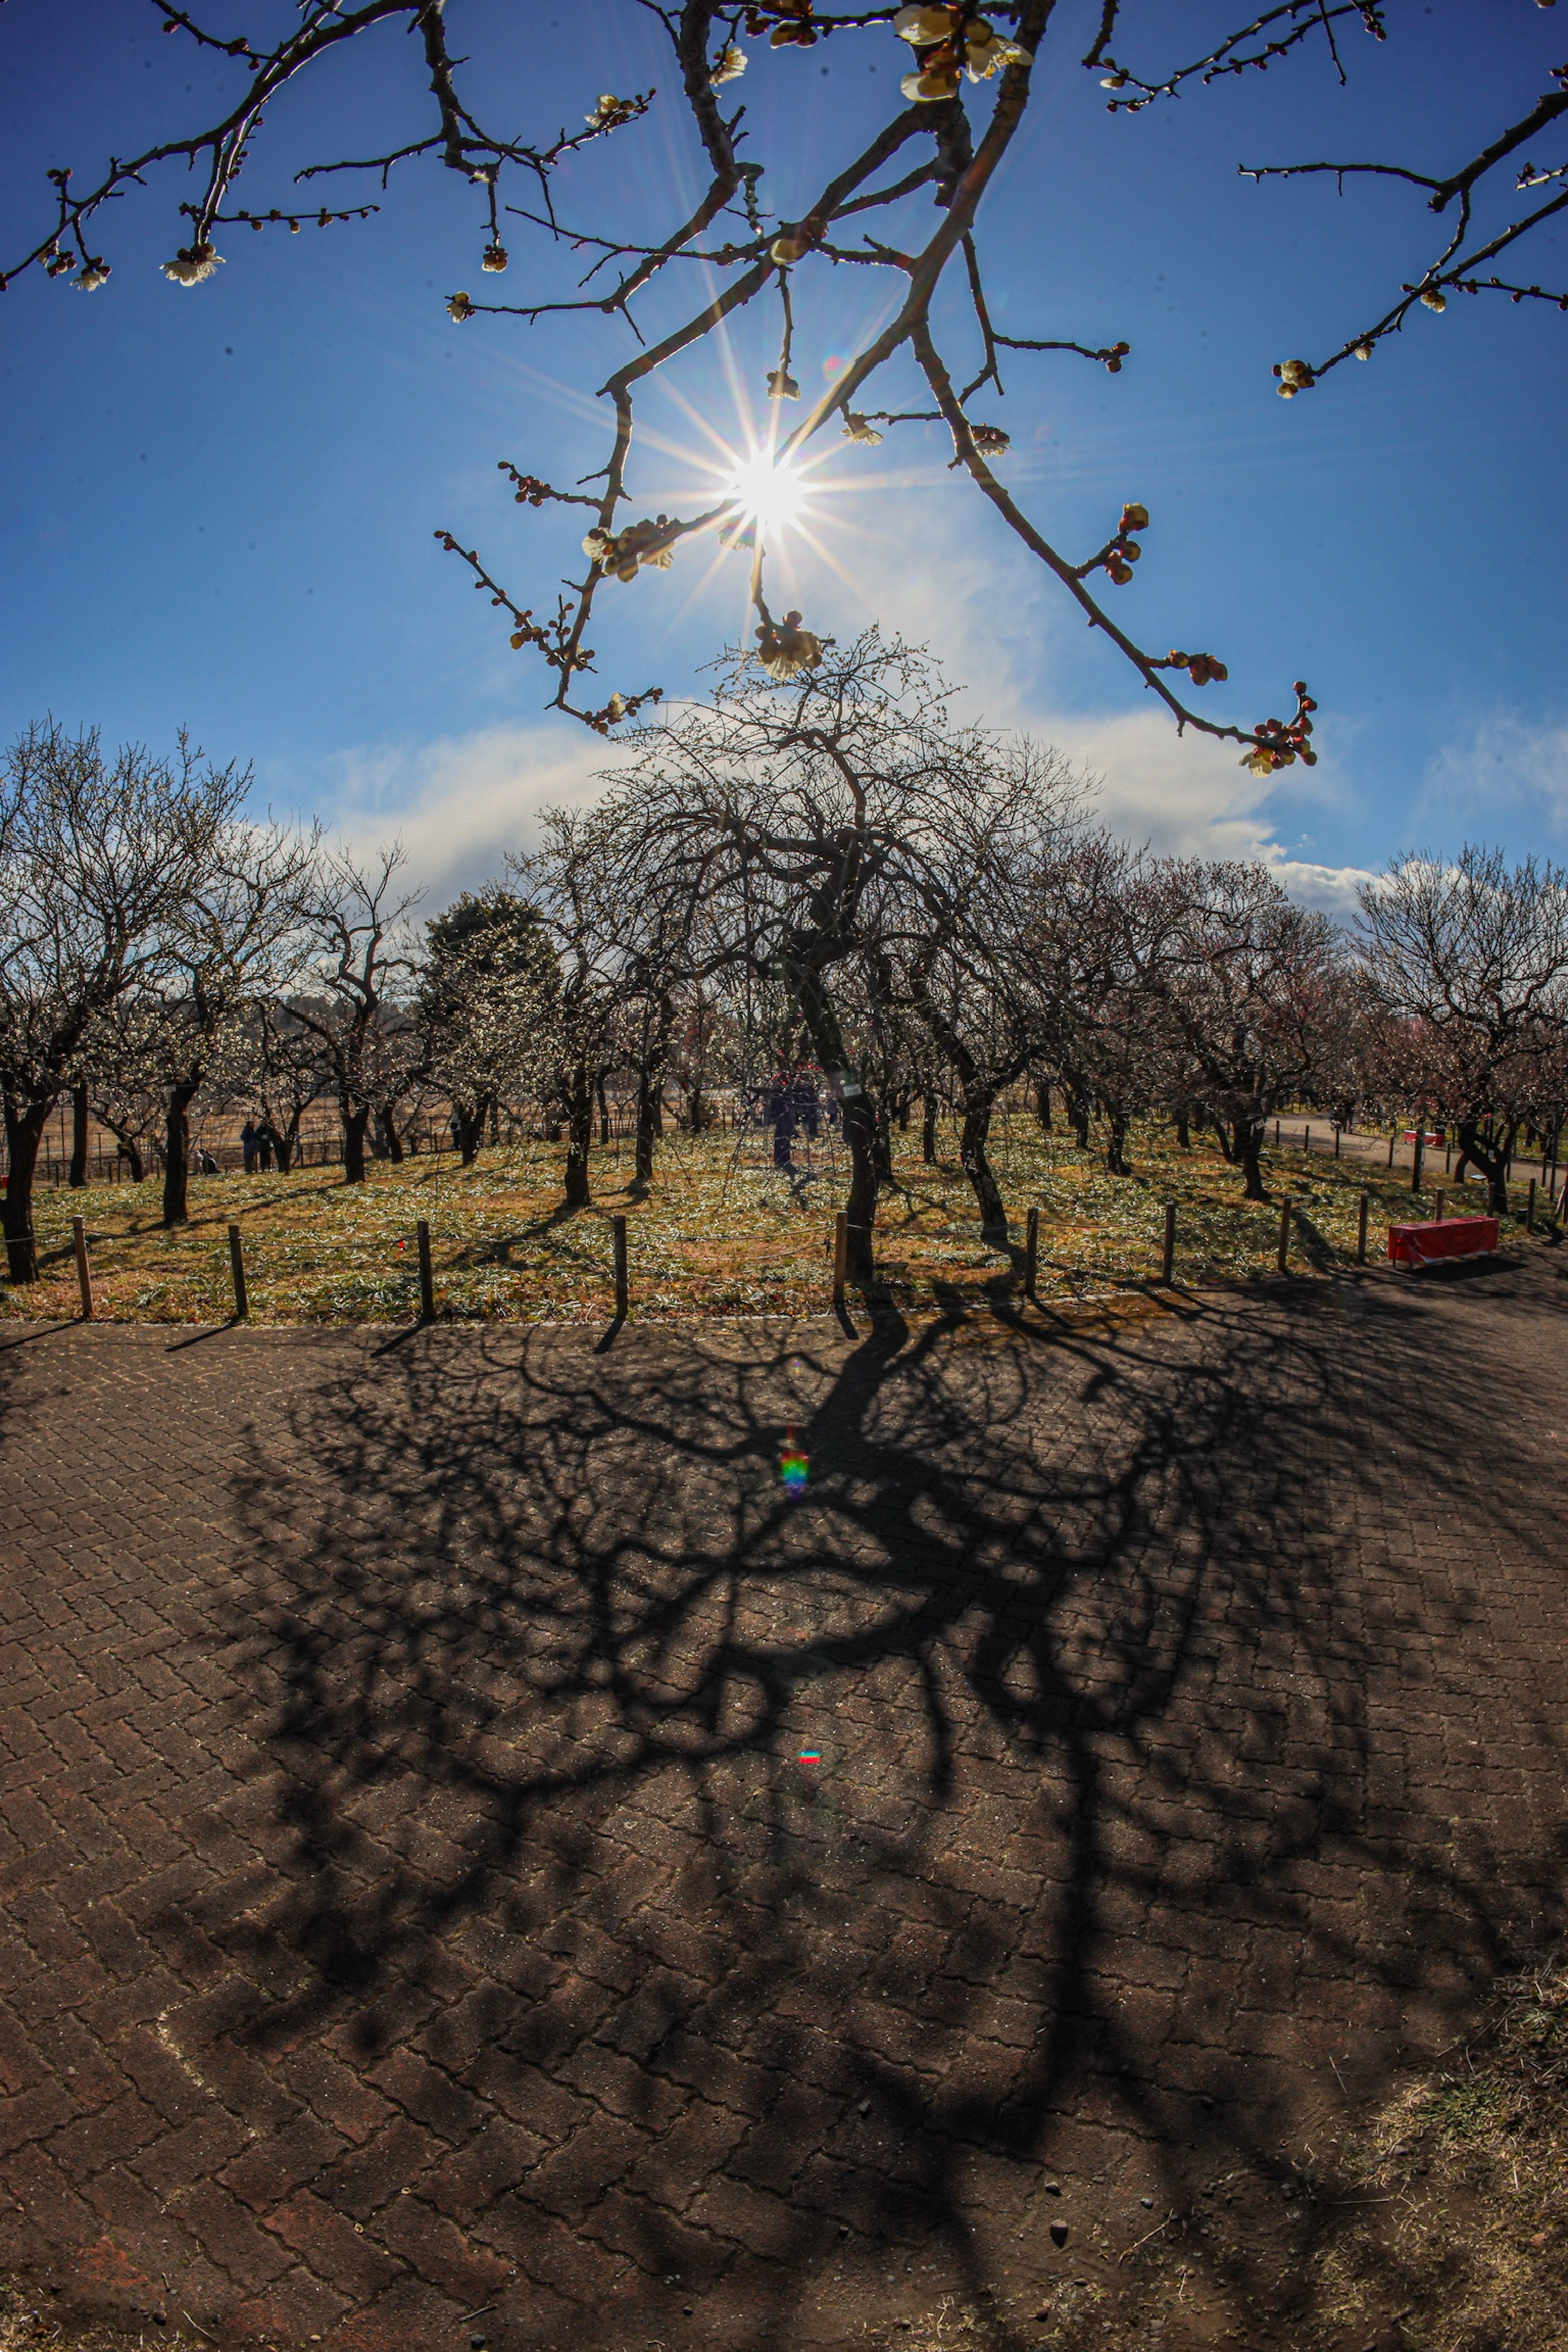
[200, 1269, 1568, 2349]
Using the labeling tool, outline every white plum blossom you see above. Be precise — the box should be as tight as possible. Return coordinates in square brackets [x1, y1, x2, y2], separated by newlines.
[162, 242, 223, 286]
[893, 4, 958, 41]
[964, 19, 1033, 78]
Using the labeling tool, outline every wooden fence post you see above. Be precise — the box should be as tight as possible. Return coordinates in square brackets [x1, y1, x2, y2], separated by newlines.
[71, 1216, 94, 1321]
[227, 1223, 249, 1320]
[1411, 1131, 1424, 1192]
[613, 1214, 629, 1321]
[1528, 1176, 1537, 1233]
[1433, 1189, 1445, 1225]
[1024, 1205, 1039, 1301]
[1334, 1125, 1341, 1159]
[416, 1219, 435, 1321]
[1277, 1197, 1292, 1275]
[1357, 1189, 1370, 1265]
[1387, 1131, 1396, 1169]
[1303, 1124, 1310, 1156]
[833, 1212, 849, 1315]
[1161, 1200, 1176, 1286]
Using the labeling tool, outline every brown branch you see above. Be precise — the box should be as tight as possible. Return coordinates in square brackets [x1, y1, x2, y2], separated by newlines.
[909, 314, 1296, 762]
[1091, 0, 1382, 112]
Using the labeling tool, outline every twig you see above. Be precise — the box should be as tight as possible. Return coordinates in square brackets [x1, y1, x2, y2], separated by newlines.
[1117, 2209, 1174, 2262]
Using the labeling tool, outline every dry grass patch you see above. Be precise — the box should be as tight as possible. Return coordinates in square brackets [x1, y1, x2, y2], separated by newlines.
[2, 1119, 1539, 1328]
[1306, 1952, 1568, 2352]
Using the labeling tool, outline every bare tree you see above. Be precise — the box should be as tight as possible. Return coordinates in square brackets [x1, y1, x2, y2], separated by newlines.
[241, 996, 330, 1171]
[77, 995, 174, 1182]
[151, 814, 317, 1225]
[604, 633, 1077, 1278]
[289, 845, 422, 1184]
[510, 812, 643, 1212]
[29, 4, 1562, 764]
[1356, 846, 1568, 1213]
[0, 722, 232, 1284]
[1144, 860, 1343, 1202]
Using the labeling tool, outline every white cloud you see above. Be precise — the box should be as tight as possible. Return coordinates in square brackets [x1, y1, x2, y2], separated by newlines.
[310, 722, 610, 905]
[291, 490, 1382, 913]
[1415, 712, 1568, 844]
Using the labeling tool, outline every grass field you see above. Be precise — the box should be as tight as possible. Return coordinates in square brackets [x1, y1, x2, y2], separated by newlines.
[0, 1116, 1544, 1327]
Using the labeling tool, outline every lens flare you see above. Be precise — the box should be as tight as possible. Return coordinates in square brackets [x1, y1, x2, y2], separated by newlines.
[780, 1422, 810, 1498]
[726, 447, 807, 538]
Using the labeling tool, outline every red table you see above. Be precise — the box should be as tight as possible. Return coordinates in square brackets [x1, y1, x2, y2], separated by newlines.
[1387, 1215, 1498, 1267]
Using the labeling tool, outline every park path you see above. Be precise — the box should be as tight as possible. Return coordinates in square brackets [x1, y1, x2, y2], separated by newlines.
[1273, 1112, 1561, 1201]
[1, 1256, 1567, 2351]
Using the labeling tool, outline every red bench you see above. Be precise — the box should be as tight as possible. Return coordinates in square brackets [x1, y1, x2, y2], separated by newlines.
[1387, 1215, 1498, 1267]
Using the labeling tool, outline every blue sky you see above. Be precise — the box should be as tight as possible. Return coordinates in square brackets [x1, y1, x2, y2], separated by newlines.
[1, 0, 1564, 911]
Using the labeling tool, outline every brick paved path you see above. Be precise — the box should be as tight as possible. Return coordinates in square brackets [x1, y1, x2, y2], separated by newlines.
[1, 1259, 1566, 2352]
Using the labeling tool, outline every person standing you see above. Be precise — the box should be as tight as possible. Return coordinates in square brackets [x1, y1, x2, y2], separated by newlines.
[241, 1120, 258, 1174]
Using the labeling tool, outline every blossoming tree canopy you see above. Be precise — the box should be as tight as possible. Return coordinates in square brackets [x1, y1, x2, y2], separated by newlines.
[8, 2, 1565, 757]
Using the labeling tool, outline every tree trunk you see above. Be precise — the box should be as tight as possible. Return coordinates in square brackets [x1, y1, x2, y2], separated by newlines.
[959, 1099, 1009, 1242]
[342, 1103, 371, 1185]
[921, 1096, 939, 1165]
[1033, 1078, 1052, 1133]
[69, 1081, 89, 1188]
[564, 1070, 594, 1209]
[786, 965, 880, 1279]
[1456, 1118, 1510, 1215]
[634, 1067, 660, 1185]
[1237, 1120, 1269, 1203]
[162, 1081, 200, 1227]
[1066, 1086, 1091, 1150]
[873, 1105, 895, 1186]
[684, 1085, 706, 1133]
[1175, 1114, 1191, 1150]
[597, 1076, 611, 1148]
[122, 1138, 145, 1183]
[383, 1108, 404, 1165]
[1105, 1111, 1131, 1178]
[2, 1095, 49, 1285]
[841, 1092, 878, 1282]
[454, 1104, 485, 1167]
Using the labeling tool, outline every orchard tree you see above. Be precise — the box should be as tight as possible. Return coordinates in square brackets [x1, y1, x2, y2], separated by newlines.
[14, 5, 1564, 768]
[1148, 860, 1343, 1202]
[290, 844, 423, 1183]
[510, 811, 644, 1212]
[1356, 846, 1568, 1212]
[0, 723, 234, 1284]
[605, 633, 1074, 1278]
[77, 997, 169, 1183]
[151, 814, 316, 1225]
[419, 887, 557, 1165]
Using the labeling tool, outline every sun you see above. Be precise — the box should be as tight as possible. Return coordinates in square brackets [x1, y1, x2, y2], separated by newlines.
[724, 447, 808, 538]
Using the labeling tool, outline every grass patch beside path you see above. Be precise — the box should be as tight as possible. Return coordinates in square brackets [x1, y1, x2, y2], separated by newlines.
[2, 1118, 1546, 1328]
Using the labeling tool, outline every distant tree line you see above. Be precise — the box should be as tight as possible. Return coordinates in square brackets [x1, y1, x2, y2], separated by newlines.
[5, 647, 1568, 1288]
